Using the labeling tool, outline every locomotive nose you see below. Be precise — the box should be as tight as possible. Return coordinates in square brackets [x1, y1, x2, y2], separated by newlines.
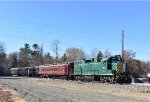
[116, 63, 123, 79]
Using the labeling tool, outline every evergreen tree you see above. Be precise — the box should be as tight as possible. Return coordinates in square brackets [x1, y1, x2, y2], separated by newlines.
[18, 43, 31, 67]
[43, 53, 53, 64]
[0, 43, 6, 75]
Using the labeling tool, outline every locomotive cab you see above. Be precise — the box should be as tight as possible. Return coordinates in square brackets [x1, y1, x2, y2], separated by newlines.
[107, 55, 125, 82]
[107, 55, 122, 70]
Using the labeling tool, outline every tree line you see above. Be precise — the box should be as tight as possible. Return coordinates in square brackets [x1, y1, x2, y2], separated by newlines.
[0, 41, 150, 77]
[0, 40, 87, 75]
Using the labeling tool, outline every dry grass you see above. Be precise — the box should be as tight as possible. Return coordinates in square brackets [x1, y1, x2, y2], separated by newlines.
[12, 96, 25, 102]
[0, 85, 25, 102]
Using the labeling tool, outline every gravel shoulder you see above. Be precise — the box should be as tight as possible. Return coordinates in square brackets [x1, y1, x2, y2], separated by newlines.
[0, 77, 150, 102]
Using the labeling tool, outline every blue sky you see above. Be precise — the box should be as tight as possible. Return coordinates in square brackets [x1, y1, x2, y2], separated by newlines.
[0, 1, 150, 61]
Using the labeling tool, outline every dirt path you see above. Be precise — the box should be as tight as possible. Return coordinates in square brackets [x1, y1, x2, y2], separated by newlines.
[0, 77, 149, 102]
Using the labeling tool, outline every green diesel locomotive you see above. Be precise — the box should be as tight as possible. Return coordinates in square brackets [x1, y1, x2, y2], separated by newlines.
[73, 55, 131, 83]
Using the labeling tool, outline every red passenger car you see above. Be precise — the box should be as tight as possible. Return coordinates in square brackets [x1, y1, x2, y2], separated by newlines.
[38, 63, 73, 78]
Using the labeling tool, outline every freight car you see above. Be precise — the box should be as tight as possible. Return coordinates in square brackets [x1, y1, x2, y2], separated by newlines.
[73, 55, 131, 83]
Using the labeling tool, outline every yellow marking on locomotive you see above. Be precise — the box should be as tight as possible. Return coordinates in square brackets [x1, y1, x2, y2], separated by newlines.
[116, 63, 123, 79]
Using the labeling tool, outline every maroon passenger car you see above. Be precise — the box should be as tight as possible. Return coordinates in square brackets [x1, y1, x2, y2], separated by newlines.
[37, 63, 73, 79]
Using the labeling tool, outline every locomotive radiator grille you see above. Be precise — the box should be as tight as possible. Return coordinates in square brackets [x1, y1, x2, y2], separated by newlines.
[116, 64, 123, 79]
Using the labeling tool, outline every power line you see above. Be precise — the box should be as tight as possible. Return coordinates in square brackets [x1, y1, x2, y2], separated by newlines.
[0, 15, 119, 38]
[0, 22, 121, 42]
[1, 20, 147, 53]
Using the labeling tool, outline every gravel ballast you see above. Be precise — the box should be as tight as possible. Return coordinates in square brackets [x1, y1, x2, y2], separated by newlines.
[0, 77, 150, 102]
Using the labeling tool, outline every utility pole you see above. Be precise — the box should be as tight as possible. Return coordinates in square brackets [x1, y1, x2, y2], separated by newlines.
[122, 30, 125, 63]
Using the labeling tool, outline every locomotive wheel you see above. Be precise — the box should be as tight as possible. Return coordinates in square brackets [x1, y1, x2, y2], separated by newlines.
[113, 71, 116, 83]
[94, 76, 100, 81]
[70, 75, 75, 80]
[81, 76, 84, 81]
[112, 79, 116, 84]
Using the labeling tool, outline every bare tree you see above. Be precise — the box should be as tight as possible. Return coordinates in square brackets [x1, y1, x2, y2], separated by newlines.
[124, 50, 136, 61]
[103, 49, 112, 57]
[127, 59, 141, 77]
[90, 48, 99, 58]
[124, 50, 140, 77]
[51, 40, 60, 63]
[65, 47, 86, 62]
[146, 61, 150, 72]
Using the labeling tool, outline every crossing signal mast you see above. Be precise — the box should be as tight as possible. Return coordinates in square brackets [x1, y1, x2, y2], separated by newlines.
[122, 30, 125, 64]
